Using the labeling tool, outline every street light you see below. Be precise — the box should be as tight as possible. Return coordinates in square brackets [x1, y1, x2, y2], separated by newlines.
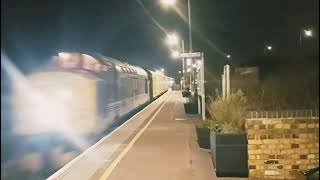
[267, 45, 272, 51]
[186, 58, 192, 66]
[161, 68, 165, 73]
[299, 28, 313, 46]
[160, 0, 192, 52]
[166, 33, 179, 46]
[304, 29, 313, 37]
[160, 0, 176, 6]
[226, 54, 231, 59]
[171, 50, 180, 58]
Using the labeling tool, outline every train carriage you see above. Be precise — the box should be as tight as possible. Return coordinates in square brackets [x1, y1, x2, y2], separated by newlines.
[13, 52, 151, 136]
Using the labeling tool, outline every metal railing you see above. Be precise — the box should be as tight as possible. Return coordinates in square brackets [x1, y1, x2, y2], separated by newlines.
[246, 109, 319, 119]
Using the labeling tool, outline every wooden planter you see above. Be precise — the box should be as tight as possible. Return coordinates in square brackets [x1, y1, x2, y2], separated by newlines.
[184, 103, 198, 114]
[210, 131, 248, 177]
[195, 126, 210, 149]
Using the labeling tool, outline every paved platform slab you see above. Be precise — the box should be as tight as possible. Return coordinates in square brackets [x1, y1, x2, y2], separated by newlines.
[99, 91, 247, 180]
[49, 91, 247, 180]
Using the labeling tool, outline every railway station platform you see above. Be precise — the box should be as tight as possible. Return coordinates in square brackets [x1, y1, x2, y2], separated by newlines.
[48, 91, 247, 180]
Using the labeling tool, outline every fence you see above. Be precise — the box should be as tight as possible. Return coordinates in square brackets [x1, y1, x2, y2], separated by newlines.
[246, 109, 319, 119]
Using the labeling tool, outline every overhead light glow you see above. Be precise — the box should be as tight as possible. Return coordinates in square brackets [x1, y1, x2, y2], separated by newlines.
[171, 50, 180, 59]
[160, 0, 176, 6]
[166, 33, 179, 46]
[186, 58, 192, 66]
[267, 45, 272, 50]
[227, 55, 231, 58]
[304, 29, 313, 37]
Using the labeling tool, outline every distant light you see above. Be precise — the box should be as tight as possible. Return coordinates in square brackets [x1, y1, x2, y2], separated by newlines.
[267, 45, 272, 50]
[178, 70, 181, 74]
[171, 50, 180, 59]
[160, 0, 176, 6]
[161, 68, 165, 72]
[304, 29, 313, 37]
[166, 33, 179, 46]
[186, 58, 192, 66]
[227, 54, 231, 58]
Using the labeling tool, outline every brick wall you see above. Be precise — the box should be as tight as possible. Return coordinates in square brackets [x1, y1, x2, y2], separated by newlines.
[245, 110, 319, 179]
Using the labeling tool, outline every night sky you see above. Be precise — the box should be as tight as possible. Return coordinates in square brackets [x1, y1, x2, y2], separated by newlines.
[1, 0, 319, 77]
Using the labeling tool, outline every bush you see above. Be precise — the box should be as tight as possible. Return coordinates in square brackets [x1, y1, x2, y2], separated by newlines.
[208, 89, 248, 134]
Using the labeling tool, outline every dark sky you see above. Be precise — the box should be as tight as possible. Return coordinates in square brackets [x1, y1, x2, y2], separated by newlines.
[1, 0, 319, 77]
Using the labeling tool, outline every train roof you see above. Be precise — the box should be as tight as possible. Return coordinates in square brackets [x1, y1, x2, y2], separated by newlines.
[90, 53, 149, 77]
[53, 52, 148, 77]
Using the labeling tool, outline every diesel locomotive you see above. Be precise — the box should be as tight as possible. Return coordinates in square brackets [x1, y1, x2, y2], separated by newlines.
[13, 52, 173, 137]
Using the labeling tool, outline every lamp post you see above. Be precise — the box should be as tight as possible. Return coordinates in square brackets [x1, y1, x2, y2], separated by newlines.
[299, 28, 313, 46]
[160, 0, 192, 53]
[264, 44, 272, 54]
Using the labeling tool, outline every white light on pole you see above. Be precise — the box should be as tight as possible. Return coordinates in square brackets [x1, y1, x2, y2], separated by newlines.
[166, 33, 179, 46]
[304, 29, 313, 37]
[227, 54, 231, 58]
[267, 45, 272, 51]
[186, 58, 192, 66]
[171, 50, 180, 59]
[160, 0, 176, 6]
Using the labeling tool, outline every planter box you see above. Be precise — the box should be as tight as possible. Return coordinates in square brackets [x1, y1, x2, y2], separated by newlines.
[210, 131, 248, 177]
[182, 91, 191, 97]
[184, 103, 198, 114]
[195, 126, 210, 149]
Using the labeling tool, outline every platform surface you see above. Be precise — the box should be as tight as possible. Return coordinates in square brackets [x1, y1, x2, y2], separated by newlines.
[97, 91, 247, 180]
[49, 91, 247, 180]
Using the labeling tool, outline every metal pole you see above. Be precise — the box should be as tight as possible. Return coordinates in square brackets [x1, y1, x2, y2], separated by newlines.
[182, 40, 185, 90]
[299, 31, 302, 46]
[226, 64, 230, 99]
[222, 74, 225, 99]
[187, 0, 192, 52]
[201, 53, 205, 120]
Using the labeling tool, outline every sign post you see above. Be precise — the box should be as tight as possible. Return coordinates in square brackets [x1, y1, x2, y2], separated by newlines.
[179, 52, 206, 121]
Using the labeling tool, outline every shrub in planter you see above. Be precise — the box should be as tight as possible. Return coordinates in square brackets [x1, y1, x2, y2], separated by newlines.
[208, 90, 249, 177]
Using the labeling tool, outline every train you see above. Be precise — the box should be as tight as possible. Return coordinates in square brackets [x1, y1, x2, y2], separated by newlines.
[13, 52, 174, 137]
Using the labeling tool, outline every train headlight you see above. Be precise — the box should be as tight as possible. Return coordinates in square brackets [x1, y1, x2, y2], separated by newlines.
[14, 89, 73, 135]
[55, 89, 72, 101]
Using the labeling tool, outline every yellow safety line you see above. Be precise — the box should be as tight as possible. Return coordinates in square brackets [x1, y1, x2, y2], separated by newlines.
[99, 92, 172, 180]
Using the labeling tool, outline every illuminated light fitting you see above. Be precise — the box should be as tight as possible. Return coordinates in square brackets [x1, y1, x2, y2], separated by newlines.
[227, 54, 231, 58]
[267, 45, 272, 50]
[186, 58, 192, 66]
[171, 50, 180, 59]
[166, 33, 179, 46]
[161, 68, 165, 72]
[304, 29, 312, 37]
[160, 0, 176, 6]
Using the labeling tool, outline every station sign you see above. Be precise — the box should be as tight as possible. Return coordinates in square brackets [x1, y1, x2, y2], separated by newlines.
[179, 52, 202, 58]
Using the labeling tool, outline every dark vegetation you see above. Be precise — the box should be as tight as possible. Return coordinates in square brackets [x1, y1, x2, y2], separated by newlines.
[206, 54, 319, 111]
